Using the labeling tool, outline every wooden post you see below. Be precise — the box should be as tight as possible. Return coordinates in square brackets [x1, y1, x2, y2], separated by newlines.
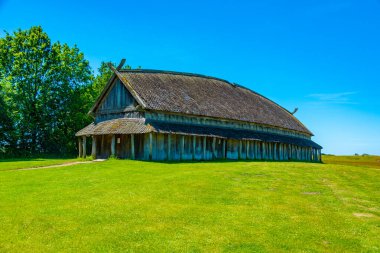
[254, 142, 258, 160]
[212, 137, 216, 159]
[78, 138, 83, 158]
[180, 135, 185, 160]
[238, 140, 242, 160]
[203, 136, 207, 160]
[149, 133, 153, 160]
[274, 143, 278, 160]
[246, 140, 249, 159]
[91, 136, 96, 159]
[82, 136, 87, 158]
[262, 142, 265, 160]
[131, 134, 135, 159]
[111, 135, 115, 157]
[222, 139, 226, 159]
[192, 135, 196, 160]
[168, 134, 171, 161]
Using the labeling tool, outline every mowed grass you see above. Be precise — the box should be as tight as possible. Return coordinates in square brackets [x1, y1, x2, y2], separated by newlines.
[0, 157, 80, 171]
[0, 156, 379, 252]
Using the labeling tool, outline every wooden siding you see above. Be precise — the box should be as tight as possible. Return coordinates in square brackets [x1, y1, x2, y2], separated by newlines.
[97, 79, 136, 115]
[87, 133, 321, 162]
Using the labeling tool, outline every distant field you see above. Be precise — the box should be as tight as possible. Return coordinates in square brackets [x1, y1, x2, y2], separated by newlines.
[0, 156, 379, 252]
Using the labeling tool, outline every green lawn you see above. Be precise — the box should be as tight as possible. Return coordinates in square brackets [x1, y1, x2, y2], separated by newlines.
[0, 157, 84, 171]
[0, 157, 379, 252]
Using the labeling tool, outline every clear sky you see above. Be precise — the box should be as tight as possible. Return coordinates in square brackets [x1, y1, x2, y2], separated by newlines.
[1, 0, 379, 155]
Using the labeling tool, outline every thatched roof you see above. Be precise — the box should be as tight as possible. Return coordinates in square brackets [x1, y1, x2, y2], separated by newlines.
[75, 118, 152, 136]
[102, 69, 312, 135]
[76, 118, 321, 149]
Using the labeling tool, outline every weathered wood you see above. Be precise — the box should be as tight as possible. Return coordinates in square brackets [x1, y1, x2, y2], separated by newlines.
[111, 135, 115, 156]
[246, 141, 249, 159]
[91, 136, 96, 158]
[262, 142, 266, 160]
[78, 138, 83, 158]
[192, 135, 196, 160]
[131, 134, 135, 159]
[222, 139, 226, 159]
[212, 137, 216, 159]
[82, 136, 87, 158]
[238, 140, 242, 159]
[203, 136, 207, 160]
[149, 132, 153, 160]
[168, 134, 171, 160]
[180, 135, 185, 160]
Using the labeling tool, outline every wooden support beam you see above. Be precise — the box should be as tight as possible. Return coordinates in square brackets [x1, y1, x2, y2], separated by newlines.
[111, 135, 115, 157]
[212, 137, 216, 159]
[262, 142, 265, 160]
[168, 134, 171, 161]
[78, 138, 83, 158]
[254, 142, 258, 160]
[238, 140, 242, 160]
[192, 135, 196, 160]
[203, 136, 207, 160]
[131, 134, 135, 159]
[274, 143, 277, 160]
[149, 133, 153, 160]
[82, 136, 87, 158]
[222, 139, 226, 159]
[246, 140, 249, 160]
[91, 136, 96, 158]
[180, 135, 185, 160]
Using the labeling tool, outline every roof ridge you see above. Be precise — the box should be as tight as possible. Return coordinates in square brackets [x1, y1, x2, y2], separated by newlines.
[119, 69, 233, 84]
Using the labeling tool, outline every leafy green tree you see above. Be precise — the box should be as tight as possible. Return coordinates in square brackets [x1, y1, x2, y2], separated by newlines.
[0, 26, 92, 156]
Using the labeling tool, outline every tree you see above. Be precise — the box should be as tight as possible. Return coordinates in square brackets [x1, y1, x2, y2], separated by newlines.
[0, 26, 93, 155]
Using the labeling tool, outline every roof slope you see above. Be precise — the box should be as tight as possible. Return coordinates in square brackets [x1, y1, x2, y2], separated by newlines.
[116, 70, 312, 135]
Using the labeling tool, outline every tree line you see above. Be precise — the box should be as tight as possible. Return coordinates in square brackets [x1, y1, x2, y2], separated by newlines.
[0, 26, 131, 158]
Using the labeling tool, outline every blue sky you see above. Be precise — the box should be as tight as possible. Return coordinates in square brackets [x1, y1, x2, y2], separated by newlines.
[1, 0, 379, 155]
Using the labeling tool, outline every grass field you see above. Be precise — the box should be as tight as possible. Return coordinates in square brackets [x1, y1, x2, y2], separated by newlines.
[0, 157, 80, 171]
[0, 156, 379, 252]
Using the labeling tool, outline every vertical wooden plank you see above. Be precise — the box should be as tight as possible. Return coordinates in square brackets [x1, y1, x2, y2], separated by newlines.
[180, 135, 185, 160]
[168, 134, 171, 161]
[78, 138, 83, 158]
[238, 140, 242, 160]
[246, 140, 249, 159]
[91, 136, 96, 158]
[149, 133, 153, 160]
[192, 135, 196, 160]
[82, 136, 87, 158]
[131, 134, 135, 159]
[222, 139, 226, 159]
[111, 135, 115, 156]
[212, 137, 216, 160]
[262, 142, 266, 160]
[203, 136, 207, 160]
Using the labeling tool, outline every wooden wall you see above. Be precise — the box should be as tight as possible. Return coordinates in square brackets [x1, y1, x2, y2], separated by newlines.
[97, 79, 136, 114]
[88, 133, 322, 162]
